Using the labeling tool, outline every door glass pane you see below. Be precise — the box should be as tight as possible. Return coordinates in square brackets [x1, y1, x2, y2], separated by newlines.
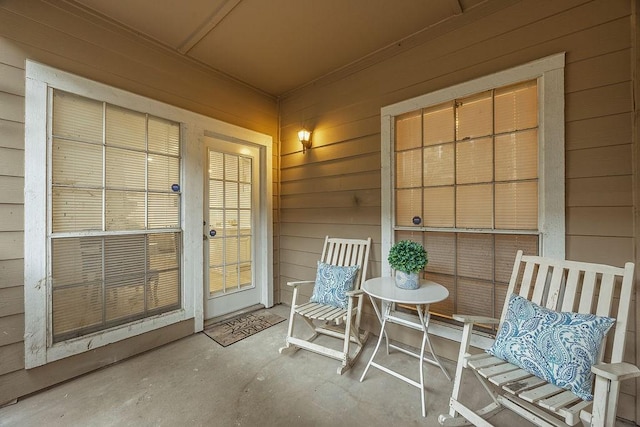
[225, 181, 239, 209]
[207, 150, 254, 296]
[224, 154, 238, 181]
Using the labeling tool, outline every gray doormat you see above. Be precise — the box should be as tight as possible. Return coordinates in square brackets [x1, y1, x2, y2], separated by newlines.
[203, 309, 286, 347]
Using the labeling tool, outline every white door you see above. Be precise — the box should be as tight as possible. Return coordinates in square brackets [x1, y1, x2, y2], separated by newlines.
[204, 136, 261, 319]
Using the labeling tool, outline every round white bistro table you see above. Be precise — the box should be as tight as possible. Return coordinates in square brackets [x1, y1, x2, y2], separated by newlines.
[359, 277, 451, 417]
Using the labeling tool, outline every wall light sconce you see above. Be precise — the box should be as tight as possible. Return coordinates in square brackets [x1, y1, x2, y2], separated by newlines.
[298, 128, 312, 153]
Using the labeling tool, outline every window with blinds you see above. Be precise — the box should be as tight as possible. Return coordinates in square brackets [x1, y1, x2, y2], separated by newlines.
[394, 80, 539, 328]
[50, 90, 182, 343]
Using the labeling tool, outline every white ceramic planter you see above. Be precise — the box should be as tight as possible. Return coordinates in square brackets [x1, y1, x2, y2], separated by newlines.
[394, 270, 419, 290]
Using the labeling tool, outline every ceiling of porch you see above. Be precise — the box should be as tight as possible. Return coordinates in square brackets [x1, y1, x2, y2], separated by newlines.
[67, 0, 484, 97]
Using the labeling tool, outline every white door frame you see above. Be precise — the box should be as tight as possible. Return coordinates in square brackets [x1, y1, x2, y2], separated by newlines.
[203, 136, 261, 318]
[200, 129, 273, 321]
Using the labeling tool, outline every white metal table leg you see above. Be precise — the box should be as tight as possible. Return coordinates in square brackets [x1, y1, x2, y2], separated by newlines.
[359, 301, 391, 382]
[416, 305, 451, 381]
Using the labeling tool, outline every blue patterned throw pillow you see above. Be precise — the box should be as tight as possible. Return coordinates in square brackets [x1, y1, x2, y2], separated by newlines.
[487, 293, 615, 401]
[309, 262, 360, 309]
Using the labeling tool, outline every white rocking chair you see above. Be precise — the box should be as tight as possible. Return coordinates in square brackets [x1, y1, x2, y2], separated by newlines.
[439, 250, 639, 427]
[279, 236, 372, 374]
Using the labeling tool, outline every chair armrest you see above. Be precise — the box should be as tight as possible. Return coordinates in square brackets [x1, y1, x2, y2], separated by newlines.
[452, 314, 500, 325]
[591, 362, 640, 382]
[286, 280, 315, 288]
[345, 289, 364, 297]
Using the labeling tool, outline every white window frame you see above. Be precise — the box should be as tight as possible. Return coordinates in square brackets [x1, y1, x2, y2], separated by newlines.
[380, 53, 565, 348]
[24, 61, 273, 367]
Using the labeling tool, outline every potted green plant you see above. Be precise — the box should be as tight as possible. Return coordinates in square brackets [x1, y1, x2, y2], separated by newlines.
[387, 240, 428, 289]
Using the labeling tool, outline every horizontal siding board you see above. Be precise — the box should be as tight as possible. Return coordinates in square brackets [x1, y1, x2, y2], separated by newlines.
[280, 141, 380, 173]
[0, 161, 27, 205]
[279, 222, 380, 240]
[0, 204, 23, 231]
[0, 231, 23, 260]
[566, 206, 633, 237]
[0, 342, 24, 375]
[281, 152, 381, 182]
[280, 206, 380, 226]
[619, 392, 635, 422]
[0, 285, 23, 317]
[0, 118, 24, 149]
[565, 48, 630, 93]
[281, 189, 380, 210]
[0, 62, 24, 96]
[0, 259, 22, 289]
[565, 144, 632, 179]
[0, 92, 23, 123]
[0, 313, 23, 346]
[0, 147, 24, 177]
[567, 176, 632, 207]
[566, 113, 631, 151]
[566, 236, 633, 266]
[280, 170, 381, 195]
[565, 82, 631, 122]
[0, 37, 29, 69]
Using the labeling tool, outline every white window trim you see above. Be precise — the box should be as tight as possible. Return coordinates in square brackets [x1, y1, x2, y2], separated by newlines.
[380, 53, 565, 348]
[24, 61, 273, 368]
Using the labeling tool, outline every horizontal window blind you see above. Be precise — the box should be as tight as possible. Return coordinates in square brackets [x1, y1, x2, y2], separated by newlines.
[50, 90, 182, 343]
[394, 80, 539, 329]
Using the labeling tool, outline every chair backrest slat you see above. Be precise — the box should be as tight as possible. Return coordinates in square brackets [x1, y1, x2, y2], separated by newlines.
[320, 236, 372, 292]
[578, 270, 597, 313]
[505, 250, 634, 365]
[545, 266, 564, 310]
[561, 268, 580, 312]
[595, 273, 615, 317]
[518, 260, 536, 299]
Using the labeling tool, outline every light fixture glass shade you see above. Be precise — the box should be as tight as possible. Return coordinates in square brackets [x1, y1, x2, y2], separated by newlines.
[298, 129, 312, 152]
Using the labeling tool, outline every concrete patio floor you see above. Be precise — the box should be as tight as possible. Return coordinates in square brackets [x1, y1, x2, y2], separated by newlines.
[0, 304, 633, 427]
